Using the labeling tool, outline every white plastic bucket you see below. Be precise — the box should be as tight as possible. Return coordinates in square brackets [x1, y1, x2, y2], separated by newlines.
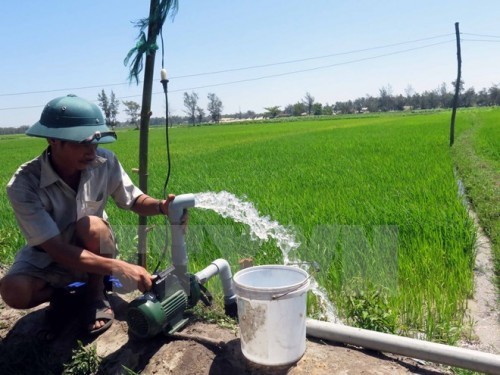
[233, 265, 310, 366]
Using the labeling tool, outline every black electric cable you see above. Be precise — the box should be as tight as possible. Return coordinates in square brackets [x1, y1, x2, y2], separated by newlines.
[161, 77, 171, 200]
[153, 28, 172, 274]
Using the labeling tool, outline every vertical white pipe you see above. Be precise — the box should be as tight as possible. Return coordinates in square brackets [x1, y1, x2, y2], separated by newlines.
[167, 194, 195, 269]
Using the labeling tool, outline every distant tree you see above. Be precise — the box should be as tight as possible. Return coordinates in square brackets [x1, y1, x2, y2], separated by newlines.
[0, 125, 29, 135]
[436, 82, 453, 108]
[364, 95, 379, 112]
[353, 97, 365, 113]
[196, 106, 205, 124]
[404, 84, 415, 99]
[97, 90, 110, 123]
[122, 100, 141, 129]
[476, 88, 490, 106]
[261, 82, 500, 120]
[461, 88, 477, 107]
[207, 93, 223, 123]
[393, 94, 406, 111]
[292, 102, 306, 116]
[283, 104, 294, 116]
[264, 106, 281, 118]
[322, 103, 333, 115]
[302, 92, 315, 115]
[489, 84, 500, 105]
[97, 89, 119, 128]
[312, 102, 323, 115]
[334, 100, 354, 114]
[109, 91, 119, 127]
[183, 91, 199, 125]
[162, 115, 184, 125]
[245, 110, 256, 119]
[438, 82, 448, 97]
[378, 85, 394, 111]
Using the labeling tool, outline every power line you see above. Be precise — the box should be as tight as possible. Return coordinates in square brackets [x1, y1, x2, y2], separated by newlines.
[0, 82, 132, 98]
[0, 39, 456, 111]
[462, 38, 500, 43]
[167, 40, 455, 94]
[68, 39, 457, 103]
[0, 33, 454, 98]
[173, 33, 454, 79]
[0, 104, 46, 111]
[461, 32, 500, 39]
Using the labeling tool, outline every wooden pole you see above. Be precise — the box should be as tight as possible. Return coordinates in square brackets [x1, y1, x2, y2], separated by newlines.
[137, 0, 161, 268]
[450, 22, 462, 147]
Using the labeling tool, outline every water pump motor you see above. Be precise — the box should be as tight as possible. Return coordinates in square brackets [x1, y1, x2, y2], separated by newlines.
[127, 266, 201, 339]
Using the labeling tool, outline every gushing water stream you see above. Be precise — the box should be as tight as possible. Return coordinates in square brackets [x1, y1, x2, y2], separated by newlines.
[194, 191, 299, 264]
[194, 191, 340, 322]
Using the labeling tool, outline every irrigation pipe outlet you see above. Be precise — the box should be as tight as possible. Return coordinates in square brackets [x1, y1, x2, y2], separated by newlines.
[306, 319, 500, 374]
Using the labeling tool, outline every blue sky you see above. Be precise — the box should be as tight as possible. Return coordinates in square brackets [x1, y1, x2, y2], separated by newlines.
[1, 0, 499, 127]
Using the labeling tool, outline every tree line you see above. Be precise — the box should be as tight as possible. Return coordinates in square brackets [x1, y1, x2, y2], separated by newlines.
[1, 81, 499, 135]
[94, 90, 225, 129]
[266, 81, 500, 118]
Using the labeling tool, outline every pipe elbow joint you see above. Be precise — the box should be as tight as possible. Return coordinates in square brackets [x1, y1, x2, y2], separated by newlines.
[168, 193, 196, 223]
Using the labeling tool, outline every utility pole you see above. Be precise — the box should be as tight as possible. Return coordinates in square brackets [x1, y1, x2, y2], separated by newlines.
[137, 0, 161, 268]
[125, 0, 177, 268]
[450, 22, 462, 147]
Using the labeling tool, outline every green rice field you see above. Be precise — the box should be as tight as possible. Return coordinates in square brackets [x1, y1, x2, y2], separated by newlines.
[1, 108, 498, 344]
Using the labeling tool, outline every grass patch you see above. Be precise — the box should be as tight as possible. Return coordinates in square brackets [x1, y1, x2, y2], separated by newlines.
[452, 108, 500, 290]
[63, 340, 101, 375]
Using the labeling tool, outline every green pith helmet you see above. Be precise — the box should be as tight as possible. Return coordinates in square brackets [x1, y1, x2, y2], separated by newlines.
[26, 94, 117, 144]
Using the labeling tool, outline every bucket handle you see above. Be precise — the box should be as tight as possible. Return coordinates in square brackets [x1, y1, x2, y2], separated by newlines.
[271, 275, 312, 300]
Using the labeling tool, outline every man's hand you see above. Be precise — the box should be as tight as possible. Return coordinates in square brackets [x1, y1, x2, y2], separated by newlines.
[113, 260, 153, 292]
[159, 194, 189, 233]
[158, 194, 175, 216]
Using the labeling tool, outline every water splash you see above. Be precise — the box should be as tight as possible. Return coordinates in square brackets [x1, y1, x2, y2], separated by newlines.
[310, 279, 341, 323]
[194, 191, 340, 323]
[195, 191, 300, 264]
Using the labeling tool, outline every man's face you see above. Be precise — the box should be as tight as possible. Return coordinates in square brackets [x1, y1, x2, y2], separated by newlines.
[49, 139, 98, 171]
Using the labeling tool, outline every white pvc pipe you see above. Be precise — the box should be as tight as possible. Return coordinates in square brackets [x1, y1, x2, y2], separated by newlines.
[306, 319, 500, 374]
[167, 194, 196, 269]
[195, 258, 236, 299]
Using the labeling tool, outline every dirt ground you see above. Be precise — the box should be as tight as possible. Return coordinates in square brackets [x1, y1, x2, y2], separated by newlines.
[0, 287, 455, 375]
[461, 211, 500, 354]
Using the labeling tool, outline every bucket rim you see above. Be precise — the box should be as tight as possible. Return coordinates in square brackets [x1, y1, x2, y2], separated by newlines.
[233, 264, 310, 294]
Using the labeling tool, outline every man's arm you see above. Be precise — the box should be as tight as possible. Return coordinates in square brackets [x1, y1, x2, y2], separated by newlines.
[38, 235, 153, 292]
[130, 193, 175, 217]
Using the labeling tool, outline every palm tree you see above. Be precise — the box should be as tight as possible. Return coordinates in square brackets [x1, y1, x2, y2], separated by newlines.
[264, 106, 281, 118]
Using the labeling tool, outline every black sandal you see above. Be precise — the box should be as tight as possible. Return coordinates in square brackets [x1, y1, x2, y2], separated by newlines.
[83, 295, 114, 337]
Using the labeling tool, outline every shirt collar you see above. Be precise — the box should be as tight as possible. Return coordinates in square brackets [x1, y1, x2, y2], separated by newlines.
[39, 147, 107, 188]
